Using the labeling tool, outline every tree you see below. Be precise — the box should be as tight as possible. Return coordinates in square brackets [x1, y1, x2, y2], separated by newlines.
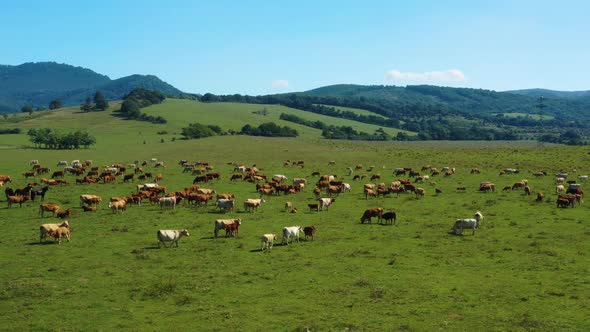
[120, 99, 141, 117]
[49, 100, 62, 110]
[93, 91, 109, 111]
[81, 97, 93, 112]
[21, 105, 34, 115]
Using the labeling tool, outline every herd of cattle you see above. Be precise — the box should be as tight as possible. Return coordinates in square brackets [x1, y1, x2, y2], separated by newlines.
[1, 159, 587, 248]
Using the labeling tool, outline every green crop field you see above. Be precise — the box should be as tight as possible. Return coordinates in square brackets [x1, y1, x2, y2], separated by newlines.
[0, 102, 589, 331]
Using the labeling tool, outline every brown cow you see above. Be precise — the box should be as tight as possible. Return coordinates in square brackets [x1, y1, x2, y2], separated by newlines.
[40, 203, 60, 217]
[308, 203, 320, 212]
[303, 226, 317, 240]
[51, 171, 64, 179]
[82, 205, 97, 212]
[224, 220, 241, 238]
[536, 192, 544, 202]
[8, 195, 29, 208]
[360, 208, 384, 224]
[56, 208, 72, 219]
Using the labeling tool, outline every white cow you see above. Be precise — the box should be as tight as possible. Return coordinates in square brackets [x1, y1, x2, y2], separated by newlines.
[555, 177, 565, 185]
[282, 226, 303, 245]
[319, 198, 336, 211]
[452, 211, 484, 235]
[578, 175, 588, 182]
[157, 229, 189, 248]
[261, 234, 277, 251]
[29, 160, 39, 166]
[159, 197, 177, 209]
[57, 161, 68, 167]
[342, 183, 351, 192]
[40, 220, 70, 243]
[246, 198, 265, 205]
[216, 199, 235, 212]
[556, 185, 566, 194]
[214, 219, 241, 238]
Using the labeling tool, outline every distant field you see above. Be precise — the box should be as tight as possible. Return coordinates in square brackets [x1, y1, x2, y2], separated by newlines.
[316, 104, 389, 119]
[142, 99, 415, 137]
[0, 102, 589, 331]
[500, 112, 555, 120]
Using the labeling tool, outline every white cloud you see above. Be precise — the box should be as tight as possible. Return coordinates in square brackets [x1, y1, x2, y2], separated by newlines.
[385, 69, 466, 84]
[272, 79, 289, 88]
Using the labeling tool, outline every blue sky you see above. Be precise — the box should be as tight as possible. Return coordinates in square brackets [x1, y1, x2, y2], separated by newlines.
[1, 0, 589, 94]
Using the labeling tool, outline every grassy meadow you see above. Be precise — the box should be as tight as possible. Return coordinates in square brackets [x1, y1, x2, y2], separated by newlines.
[0, 100, 589, 331]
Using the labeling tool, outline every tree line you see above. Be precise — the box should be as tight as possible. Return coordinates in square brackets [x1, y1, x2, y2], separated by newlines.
[189, 92, 588, 143]
[117, 88, 167, 124]
[27, 128, 96, 149]
[180, 121, 298, 140]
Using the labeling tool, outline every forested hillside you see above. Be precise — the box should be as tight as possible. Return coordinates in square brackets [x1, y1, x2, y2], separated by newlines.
[195, 85, 590, 144]
[0, 62, 182, 113]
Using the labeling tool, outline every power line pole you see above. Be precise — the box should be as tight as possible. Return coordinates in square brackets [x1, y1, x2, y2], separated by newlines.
[535, 96, 546, 146]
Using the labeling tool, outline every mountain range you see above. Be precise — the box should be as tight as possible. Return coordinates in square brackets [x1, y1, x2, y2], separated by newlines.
[0, 62, 182, 113]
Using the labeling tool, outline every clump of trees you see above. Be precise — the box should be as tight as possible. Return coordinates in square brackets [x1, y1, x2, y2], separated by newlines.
[81, 91, 109, 112]
[49, 100, 63, 110]
[240, 122, 298, 137]
[27, 128, 96, 149]
[118, 88, 167, 124]
[181, 123, 225, 139]
[0, 128, 21, 134]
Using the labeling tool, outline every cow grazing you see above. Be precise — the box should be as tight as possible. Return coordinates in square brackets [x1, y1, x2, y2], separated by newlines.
[216, 199, 235, 213]
[282, 226, 303, 245]
[8, 195, 29, 208]
[479, 182, 496, 193]
[524, 186, 532, 195]
[56, 208, 72, 219]
[123, 174, 134, 182]
[80, 194, 102, 206]
[536, 192, 545, 202]
[48, 227, 70, 244]
[108, 200, 126, 213]
[214, 219, 241, 238]
[159, 196, 177, 209]
[415, 188, 425, 198]
[382, 211, 397, 225]
[40, 220, 70, 243]
[303, 226, 317, 241]
[452, 211, 484, 235]
[243, 200, 261, 212]
[308, 203, 320, 212]
[284, 201, 293, 211]
[261, 234, 277, 251]
[555, 185, 565, 194]
[360, 208, 384, 224]
[319, 197, 336, 210]
[157, 229, 189, 248]
[224, 220, 241, 238]
[30, 186, 49, 201]
[39, 203, 60, 217]
[82, 205, 97, 212]
[578, 175, 589, 182]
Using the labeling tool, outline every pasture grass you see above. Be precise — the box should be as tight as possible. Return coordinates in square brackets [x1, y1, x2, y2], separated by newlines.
[0, 104, 589, 331]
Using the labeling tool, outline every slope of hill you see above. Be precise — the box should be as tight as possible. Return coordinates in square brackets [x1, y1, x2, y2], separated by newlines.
[0, 62, 182, 112]
[303, 84, 590, 120]
[507, 88, 590, 99]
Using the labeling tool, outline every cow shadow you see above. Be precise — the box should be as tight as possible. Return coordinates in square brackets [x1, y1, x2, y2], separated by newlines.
[143, 246, 160, 250]
[26, 241, 57, 246]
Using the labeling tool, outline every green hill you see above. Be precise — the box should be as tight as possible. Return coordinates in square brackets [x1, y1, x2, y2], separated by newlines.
[0, 62, 183, 113]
